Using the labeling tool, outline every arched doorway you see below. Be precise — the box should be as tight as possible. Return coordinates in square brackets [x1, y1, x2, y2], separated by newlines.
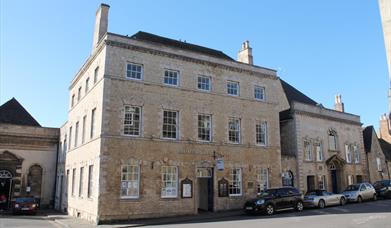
[0, 170, 13, 210]
[282, 170, 294, 187]
[28, 165, 43, 204]
[326, 155, 346, 193]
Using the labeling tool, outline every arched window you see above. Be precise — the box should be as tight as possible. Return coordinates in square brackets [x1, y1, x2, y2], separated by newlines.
[282, 171, 294, 187]
[28, 165, 43, 199]
[328, 129, 338, 151]
[0, 170, 12, 178]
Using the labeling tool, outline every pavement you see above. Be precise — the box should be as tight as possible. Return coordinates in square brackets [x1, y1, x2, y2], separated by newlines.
[1, 199, 391, 228]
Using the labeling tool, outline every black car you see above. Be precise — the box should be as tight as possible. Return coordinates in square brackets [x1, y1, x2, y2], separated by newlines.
[244, 187, 304, 215]
[373, 180, 391, 199]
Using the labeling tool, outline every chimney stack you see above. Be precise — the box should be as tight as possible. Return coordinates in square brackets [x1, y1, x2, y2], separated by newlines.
[237, 41, 253, 65]
[334, 94, 345, 112]
[92, 3, 110, 51]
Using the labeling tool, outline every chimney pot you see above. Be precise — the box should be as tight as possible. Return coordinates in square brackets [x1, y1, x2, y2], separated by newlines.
[334, 94, 345, 112]
[92, 3, 110, 51]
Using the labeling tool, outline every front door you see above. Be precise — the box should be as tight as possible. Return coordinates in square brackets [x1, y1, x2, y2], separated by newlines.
[0, 178, 11, 210]
[331, 170, 338, 193]
[307, 176, 316, 192]
[197, 168, 214, 212]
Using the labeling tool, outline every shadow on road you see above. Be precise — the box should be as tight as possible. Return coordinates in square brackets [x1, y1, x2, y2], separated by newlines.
[118, 199, 391, 227]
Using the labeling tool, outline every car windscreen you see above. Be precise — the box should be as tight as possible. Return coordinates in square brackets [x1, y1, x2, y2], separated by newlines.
[374, 180, 391, 188]
[305, 191, 320, 196]
[259, 189, 278, 197]
[345, 185, 360, 191]
[15, 198, 35, 203]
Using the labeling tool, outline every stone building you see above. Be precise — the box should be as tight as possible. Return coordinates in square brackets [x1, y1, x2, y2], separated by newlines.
[59, 4, 289, 224]
[363, 126, 390, 182]
[0, 98, 59, 210]
[280, 81, 368, 193]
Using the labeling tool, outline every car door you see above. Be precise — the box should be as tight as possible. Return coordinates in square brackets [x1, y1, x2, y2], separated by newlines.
[323, 191, 334, 205]
[359, 184, 368, 200]
[275, 188, 289, 209]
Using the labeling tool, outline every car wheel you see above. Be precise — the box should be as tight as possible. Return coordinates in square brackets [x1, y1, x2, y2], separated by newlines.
[318, 199, 325, 209]
[265, 204, 274, 216]
[357, 196, 363, 203]
[296, 201, 304, 212]
[340, 197, 346, 206]
[373, 194, 377, 201]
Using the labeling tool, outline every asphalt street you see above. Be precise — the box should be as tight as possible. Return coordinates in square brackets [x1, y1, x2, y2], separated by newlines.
[0, 199, 390, 228]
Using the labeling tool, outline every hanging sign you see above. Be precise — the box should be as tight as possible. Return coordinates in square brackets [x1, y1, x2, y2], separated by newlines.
[216, 158, 224, 171]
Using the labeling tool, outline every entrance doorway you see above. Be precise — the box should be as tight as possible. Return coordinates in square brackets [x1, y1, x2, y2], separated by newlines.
[306, 175, 316, 192]
[330, 169, 338, 193]
[197, 168, 213, 212]
[0, 170, 13, 210]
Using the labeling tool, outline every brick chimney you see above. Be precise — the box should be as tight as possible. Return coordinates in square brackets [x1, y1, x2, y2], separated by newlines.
[237, 41, 253, 65]
[92, 3, 110, 51]
[334, 94, 344, 112]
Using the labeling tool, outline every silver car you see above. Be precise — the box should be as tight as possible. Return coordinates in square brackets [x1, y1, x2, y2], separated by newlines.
[342, 183, 377, 203]
[304, 190, 346, 208]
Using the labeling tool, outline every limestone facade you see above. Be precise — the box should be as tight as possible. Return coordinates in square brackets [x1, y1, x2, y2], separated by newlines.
[60, 4, 289, 224]
[281, 101, 368, 193]
[0, 123, 59, 208]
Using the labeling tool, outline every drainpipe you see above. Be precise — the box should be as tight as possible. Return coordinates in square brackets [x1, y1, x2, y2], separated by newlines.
[365, 152, 371, 183]
[53, 140, 60, 209]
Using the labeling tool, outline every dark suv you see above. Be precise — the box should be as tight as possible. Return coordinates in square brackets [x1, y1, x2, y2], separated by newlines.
[373, 180, 391, 199]
[244, 187, 304, 215]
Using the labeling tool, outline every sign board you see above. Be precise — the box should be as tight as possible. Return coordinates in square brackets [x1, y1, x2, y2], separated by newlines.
[181, 178, 193, 198]
[218, 178, 229, 197]
[216, 159, 224, 171]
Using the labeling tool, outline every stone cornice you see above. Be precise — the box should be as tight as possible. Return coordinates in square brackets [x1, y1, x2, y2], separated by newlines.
[293, 109, 362, 126]
[105, 39, 277, 80]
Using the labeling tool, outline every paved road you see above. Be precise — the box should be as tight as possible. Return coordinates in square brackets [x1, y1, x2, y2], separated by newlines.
[1, 199, 390, 228]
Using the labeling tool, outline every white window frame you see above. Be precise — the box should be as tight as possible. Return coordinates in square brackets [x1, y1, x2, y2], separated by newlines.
[345, 144, 352, 163]
[79, 167, 84, 197]
[257, 168, 269, 193]
[161, 166, 178, 198]
[74, 121, 79, 147]
[227, 81, 239, 96]
[318, 175, 326, 190]
[229, 168, 242, 196]
[354, 145, 360, 164]
[315, 143, 323, 161]
[163, 69, 180, 86]
[254, 85, 266, 101]
[123, 106, 142, 136]
[87, 165, 93, 198]
[197, 75, 211, 91]
[256, 121, 268, 146]
[126, 63, 143, 80]
[304, 141, 312, 161]
[120, 164, 140, 199]
[376, 157, 382, 171]
[85, 77, 90, 93]
[198, 114, 212, 142]
[228, 117, 241, 144]
[162, 110, 179, 140]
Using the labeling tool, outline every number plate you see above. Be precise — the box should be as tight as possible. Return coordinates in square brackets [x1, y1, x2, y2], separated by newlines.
[245, 207, 253, 210]
[21, 208, 30, 211]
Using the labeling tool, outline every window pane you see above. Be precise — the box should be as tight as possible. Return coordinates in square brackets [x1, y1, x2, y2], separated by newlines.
[124, 106, 141, 136]
[120, 165, 139, 198]
[164, 70, 179, 86]
[163, 111, 178, 139]
[126, 63, 143, 79]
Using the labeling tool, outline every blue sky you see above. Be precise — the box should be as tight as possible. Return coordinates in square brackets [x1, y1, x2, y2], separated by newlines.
[0, 0, 389, 130]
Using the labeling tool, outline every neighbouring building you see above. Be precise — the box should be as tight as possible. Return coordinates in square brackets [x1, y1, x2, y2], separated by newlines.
[363, 126, 390, 182]
[59, 4, 289, 224]
[0, 98, 59, 210]
[379, 138, 391, 178]
[379, 0, 391, 110]
[280, 81, 368, 193]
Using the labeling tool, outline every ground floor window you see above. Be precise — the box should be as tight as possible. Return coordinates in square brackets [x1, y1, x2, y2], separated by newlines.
[347, 175, 354, 185]
[121, 165, 140, 198]
[161, 166, 178, 198]
[282, 171, 294, 187]
[318, 175, 326, 190]
[229, 168, 242, 196]
[257, 168, 268, 193]
[307, 175, 316, 192]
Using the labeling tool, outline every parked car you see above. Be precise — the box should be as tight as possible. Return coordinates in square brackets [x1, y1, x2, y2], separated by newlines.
[303, 189, 346, 208]
[342, 183, 377, 203]
[373, 180, 391, 199]
[244, 187, 304, 215]
[12, 197, 38, 215]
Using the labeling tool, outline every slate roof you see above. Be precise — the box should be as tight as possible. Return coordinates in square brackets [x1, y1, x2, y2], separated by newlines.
[363, 126, 374, 153]
[0, 98, 41, 127]
[379, 138, 391, 161]
[280, 79, 318, 106]
[131, 31, 234, 61]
